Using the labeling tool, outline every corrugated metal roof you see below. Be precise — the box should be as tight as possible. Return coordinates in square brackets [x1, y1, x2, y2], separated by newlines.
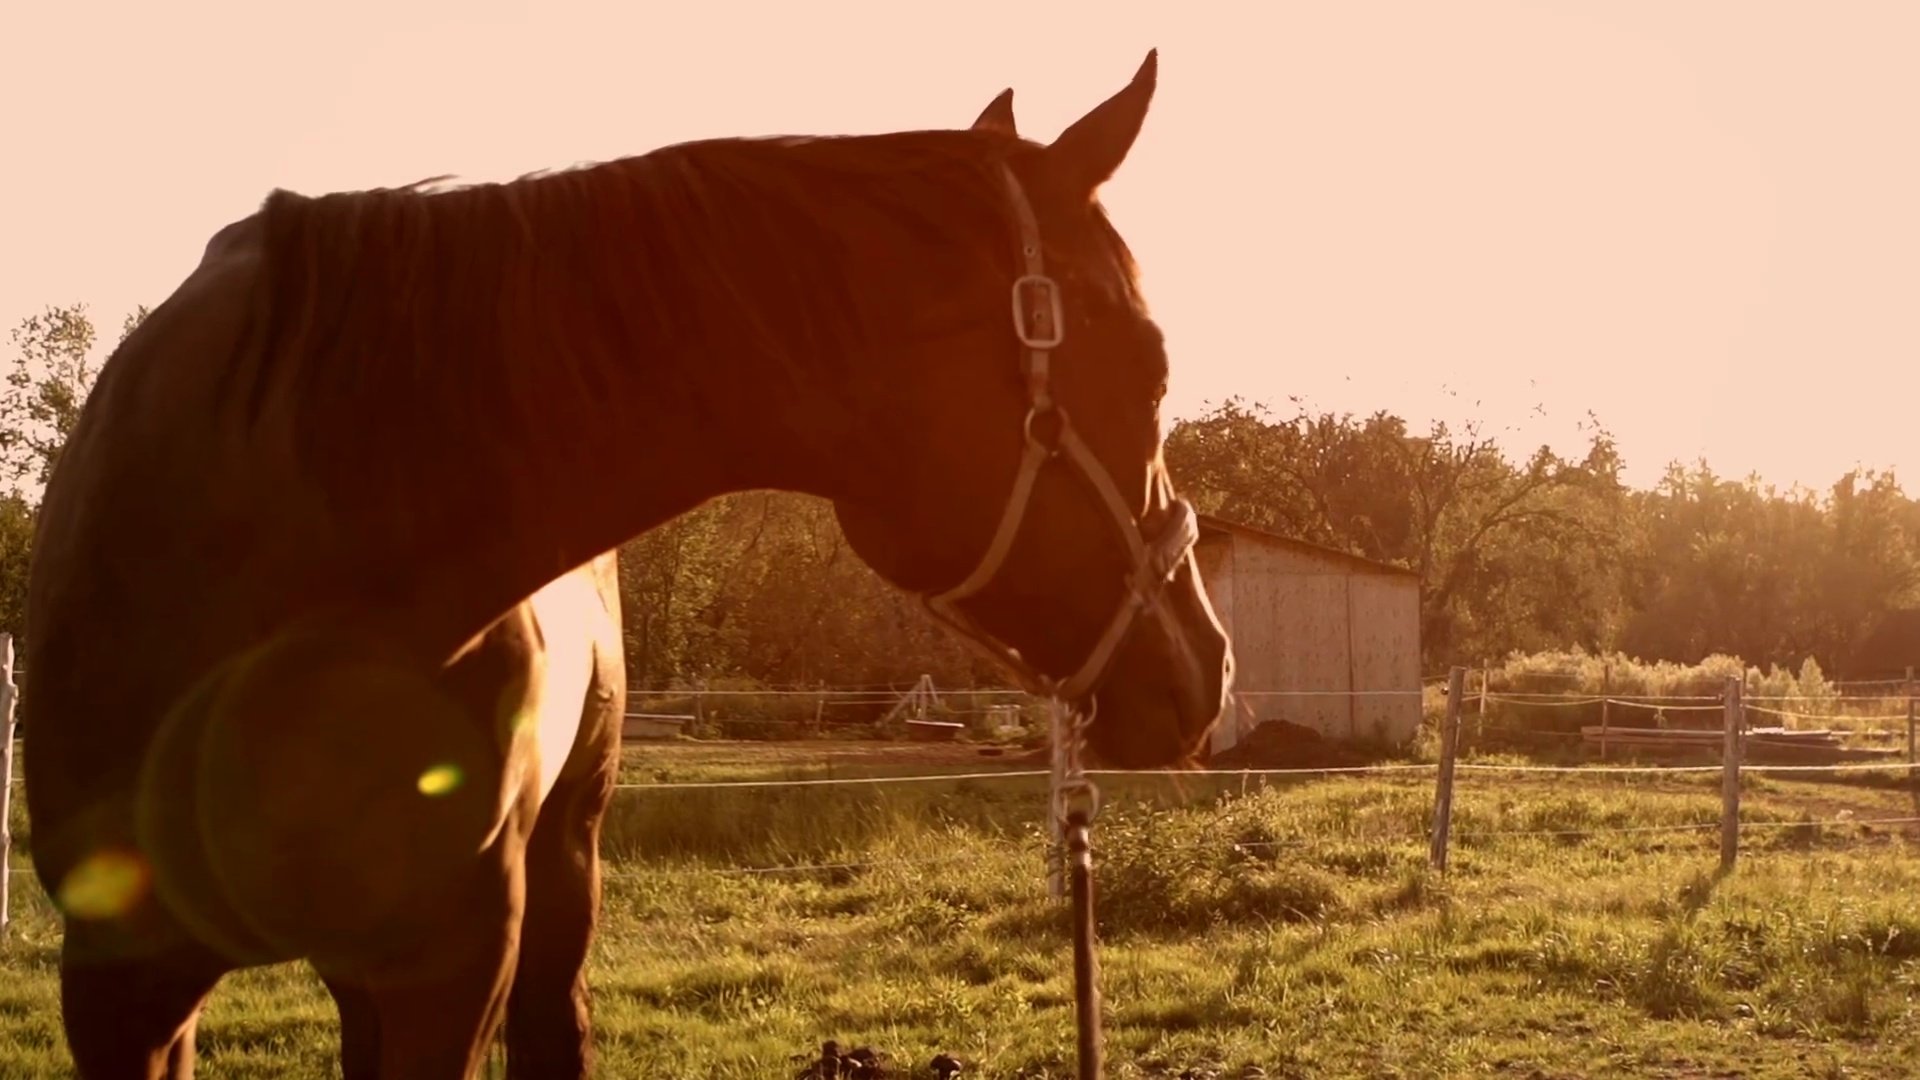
[1196, 513, 1422, 579]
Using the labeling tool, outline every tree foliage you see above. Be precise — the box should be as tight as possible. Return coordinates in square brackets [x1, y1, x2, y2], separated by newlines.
[1164, 398, 1919, 675]
[1, 305, 1915, 682]
[0, 303, 147, 493]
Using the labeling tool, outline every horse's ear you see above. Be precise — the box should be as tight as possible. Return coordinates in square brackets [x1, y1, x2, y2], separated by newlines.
[972, 88, 1018, 136]
[1046, 49, 1157, 196]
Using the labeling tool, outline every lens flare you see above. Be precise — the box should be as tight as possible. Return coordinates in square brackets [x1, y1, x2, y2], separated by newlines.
[416, 763, 464, 797]
[57, 848, 150, 920]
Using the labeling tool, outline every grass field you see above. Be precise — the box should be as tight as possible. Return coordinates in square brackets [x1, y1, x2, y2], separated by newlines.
[4, 739, 1920, 1078]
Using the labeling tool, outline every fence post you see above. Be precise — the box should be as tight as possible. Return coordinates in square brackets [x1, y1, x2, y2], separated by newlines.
[1477, 659, 1489, 742]
[1721, 676, 1742, 872]
[1429, 666, 1465, 872]
[1906, 666, 1915, 770]
[1600, 662, 1612, 760]
[0, 634, 17, 942]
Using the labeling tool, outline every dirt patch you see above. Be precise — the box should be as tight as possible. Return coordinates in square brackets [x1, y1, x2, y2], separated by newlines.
[1747, 787, 1920, 841]
[1207, 719, 1376, 771]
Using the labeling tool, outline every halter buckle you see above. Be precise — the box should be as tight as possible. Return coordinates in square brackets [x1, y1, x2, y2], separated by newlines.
[1012, 273, 1065, 350]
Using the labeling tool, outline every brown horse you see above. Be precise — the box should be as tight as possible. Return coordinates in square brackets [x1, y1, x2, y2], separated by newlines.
[21, 50, 1232, 1078]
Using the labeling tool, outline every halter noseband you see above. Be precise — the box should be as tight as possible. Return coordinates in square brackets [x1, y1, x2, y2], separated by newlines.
[920, 160, 1203, 709]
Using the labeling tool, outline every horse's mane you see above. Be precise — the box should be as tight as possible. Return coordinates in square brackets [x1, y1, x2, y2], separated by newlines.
[241, 127, 1143, 533]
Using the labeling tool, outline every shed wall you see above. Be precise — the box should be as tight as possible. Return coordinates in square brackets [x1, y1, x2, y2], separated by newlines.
[1195, 530, 1421, 748]
[1346, 573, 1423, 743]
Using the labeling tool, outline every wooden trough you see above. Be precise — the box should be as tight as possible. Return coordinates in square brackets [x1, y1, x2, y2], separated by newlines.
[622, 712, 693, 741]
[1580, 724, 1903, 764]
[905, 717, 965, 742]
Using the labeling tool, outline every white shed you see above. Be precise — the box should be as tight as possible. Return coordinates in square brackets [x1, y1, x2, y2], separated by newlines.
[1193, 515, 1424, 755]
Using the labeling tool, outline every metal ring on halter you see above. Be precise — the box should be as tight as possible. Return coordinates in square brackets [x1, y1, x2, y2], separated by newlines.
[1022, 404, 1066, 454]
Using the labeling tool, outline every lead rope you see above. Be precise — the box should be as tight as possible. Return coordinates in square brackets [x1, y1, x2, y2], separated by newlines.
[1050, 698, 1104, 1078]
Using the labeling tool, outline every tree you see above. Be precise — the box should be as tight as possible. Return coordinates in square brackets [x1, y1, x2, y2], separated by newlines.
[0, 490, 34, 638]
[616, 491, 996, 691]
[0, 303, 146, 495]
[0, 303, 147, 635]
[1613, 464, 1920, 672]
[1166, 398, 1626, 665]
[1408, 414, 1627, 662]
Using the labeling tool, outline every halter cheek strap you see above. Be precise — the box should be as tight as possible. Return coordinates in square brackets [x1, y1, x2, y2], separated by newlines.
[919, 161, 1203, 708]
[913, 160, 1210, 1080]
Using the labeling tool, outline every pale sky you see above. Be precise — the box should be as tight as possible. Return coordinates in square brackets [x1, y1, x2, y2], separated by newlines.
[3, 0, 1914, 494]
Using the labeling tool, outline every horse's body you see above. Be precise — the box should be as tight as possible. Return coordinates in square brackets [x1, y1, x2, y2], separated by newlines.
[26, 206, 633, 1076]
[23, 52, 1232, 1078]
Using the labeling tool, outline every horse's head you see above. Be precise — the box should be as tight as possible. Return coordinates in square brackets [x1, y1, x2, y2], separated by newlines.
[832, 51, 1233, 768]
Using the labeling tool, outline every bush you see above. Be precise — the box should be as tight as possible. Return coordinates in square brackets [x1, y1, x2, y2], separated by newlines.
[1466, 648, 1866, 739]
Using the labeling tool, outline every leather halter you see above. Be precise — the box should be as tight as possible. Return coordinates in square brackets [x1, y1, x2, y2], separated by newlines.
[919, 160, 1202, 710]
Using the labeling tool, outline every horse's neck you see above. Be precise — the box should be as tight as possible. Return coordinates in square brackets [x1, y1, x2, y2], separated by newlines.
[532, 230, 870, 554]
[385, 170, 876, 641]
